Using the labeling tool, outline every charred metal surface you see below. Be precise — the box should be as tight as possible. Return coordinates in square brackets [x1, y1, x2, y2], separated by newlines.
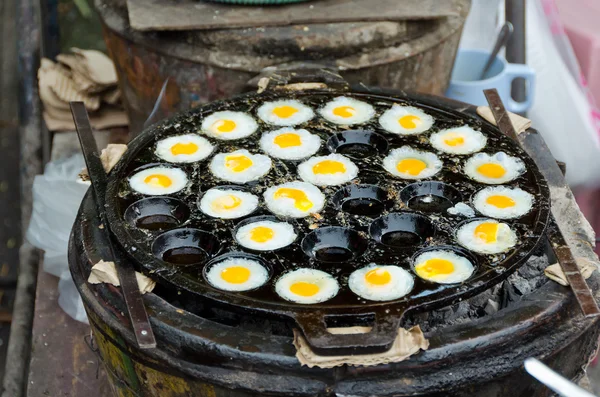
[95, 0, 469, 133]
[68, 92, 600, 396]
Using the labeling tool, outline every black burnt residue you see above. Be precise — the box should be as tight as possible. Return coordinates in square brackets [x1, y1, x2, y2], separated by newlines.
[104, 90, 550, 317]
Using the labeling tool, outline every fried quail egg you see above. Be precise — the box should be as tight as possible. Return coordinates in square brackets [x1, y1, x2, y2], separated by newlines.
[264, 181, 325, 218]
[297, 154, 359, 186]
[382, 146, 443, 180]
[201, 111, 258, 140]
[199, 188, 258, 219]
[413, 250, 475, 284]
[155, 134, 214, 163]
[473, 186, 534, 219]
[275, 268, 339, 304]
[349, 264, 414, 301]
[319, 96, 375, 125]
[235, 220, 297, 251]
[259, 128, 321, 160]
[464, 152, 525, 184]
[129, 166, 188, 195]
[456, 219, 517, 254]
[205, 257, 269, 292]
[379, 105, 434, 135]
[429, 126, 487, 155]
[257, 100, 314, 126]
[209, 149, 272, 184]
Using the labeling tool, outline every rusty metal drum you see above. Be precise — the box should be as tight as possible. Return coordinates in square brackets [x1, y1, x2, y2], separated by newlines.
[95, 0, 470, 133]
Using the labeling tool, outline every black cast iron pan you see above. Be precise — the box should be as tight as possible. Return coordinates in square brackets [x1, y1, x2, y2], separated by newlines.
[103, 85, 550, 356]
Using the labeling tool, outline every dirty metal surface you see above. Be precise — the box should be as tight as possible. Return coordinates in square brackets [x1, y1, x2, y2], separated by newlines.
[126, 0, 464, 31]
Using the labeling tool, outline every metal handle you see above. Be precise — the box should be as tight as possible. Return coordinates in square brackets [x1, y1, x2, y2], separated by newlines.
[293, 309, 406, 356]
[70, 102, 157, 349]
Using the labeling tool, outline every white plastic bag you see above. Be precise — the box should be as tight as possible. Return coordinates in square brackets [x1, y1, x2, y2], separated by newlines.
[526, 0, 600, 187]
[26, 154, 90, 323]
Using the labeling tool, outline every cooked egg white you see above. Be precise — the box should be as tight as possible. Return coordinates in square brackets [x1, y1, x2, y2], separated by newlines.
[382, 146, 443, 180]
[348, 264, 414, 301]
[263, 181, 325, 218]
[199, 188, 258, 219]
[209, 149, 272, 184]
[456, 219, 517, 254]
[257, 100, 314, 126]
[473, 186, 534, 219]
[413, 250, 475, 284]
[275, 268, 339, 304]
[319, 96, 375, 125]
[129, 166, 188, 195]
[235, 220, 297, 251]
[464, 152, 525, 184]
[205, 257, 269, 292]
[201, 111, 258, 140]
[259, 128, 321, 160]
[155, 134, 214, 163]
[429, 126, 487, 155]
[297, 154, 359, 186]
[379, 105, 434, 135]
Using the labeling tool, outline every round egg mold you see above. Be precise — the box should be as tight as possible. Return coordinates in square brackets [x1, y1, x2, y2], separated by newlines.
[104, 89, 550, 356]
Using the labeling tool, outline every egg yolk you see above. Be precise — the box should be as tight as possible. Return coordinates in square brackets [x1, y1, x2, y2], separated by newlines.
[477, 163, 506, 179]
[170, 142, 198, 155]
[274, 188, 313, 211]
[212, 195, 242, 211]
[273, 105, 298, 119]
[274, 133, 302, 148]
[398, 115, 421, 129]
[290, 282, 320, 297]
[415, 259, 455, 278]
[333, 106, 355, 118]
[443, 133, 465, 147]
[144, 174, 172, 188]
[486, 195, 516, 208]
[313, 160, 346, 175]
[225, 154, 253, 173]
[365, 268, 391, 286]
[213, 119, 236, 133]
[221, 266, 251, 284]
[475, 222, 499, 243]
[396, 158, 427, 176]
[249, 226, 274, 243]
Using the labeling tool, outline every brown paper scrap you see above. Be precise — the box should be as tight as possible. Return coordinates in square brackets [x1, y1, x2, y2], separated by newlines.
[88, 260, 156, 294]
[476, 106, 532, 135]
[79, 143, 127, 181]
[43, 106, 129, 131]
[293, 325, 429, 368]
[544, 257, 598, 286]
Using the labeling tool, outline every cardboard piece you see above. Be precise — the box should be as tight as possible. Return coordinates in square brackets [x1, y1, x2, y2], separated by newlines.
[293, 326, 429, 368]
[88, 260, 156, 294]
[38, 51, 127, 132]
[545, 257, 598, 286]
[477, 106, 532, 134]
